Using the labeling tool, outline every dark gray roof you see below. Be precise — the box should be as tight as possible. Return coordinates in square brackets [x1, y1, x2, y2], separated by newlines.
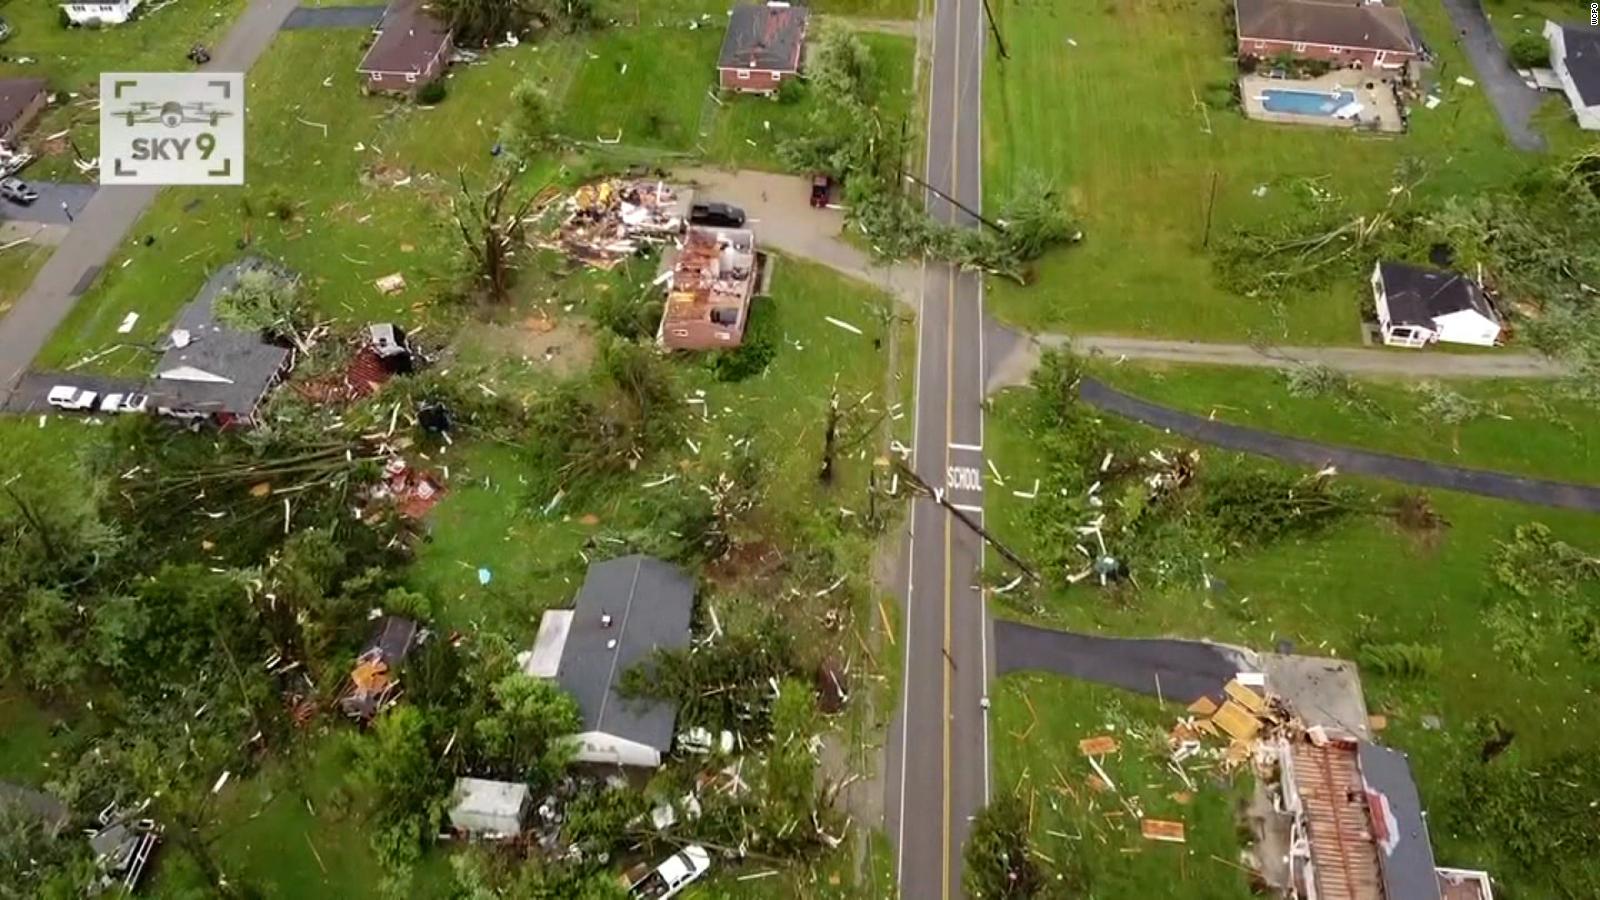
[1235, 0, 1416, 54]
[718, 3, 810, 72]
[1358, 743, 1441, 900]
[365, 615, 418, 662]
[149, 257, 292, 417]
[357, 0, 452, 76]
[555, 555, 694, 753]
[1555, 23, 1600, 106]
[1378, 261, 1497, 328]
[0, 781, 70, 835]
[0, 78, 45, 130]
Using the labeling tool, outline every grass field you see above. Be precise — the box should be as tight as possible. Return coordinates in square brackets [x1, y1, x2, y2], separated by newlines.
[0, 239, 52, 315]
[983, 375, 1600, 889]
[1091, 361, 1600, 483]
[991, 673, 1255, 898]
[981, 0, 1587, 344]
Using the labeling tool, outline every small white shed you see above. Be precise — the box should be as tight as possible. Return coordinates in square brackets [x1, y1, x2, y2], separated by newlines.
[1371, 261, 1501, 349]
[447, 777, 531, 838]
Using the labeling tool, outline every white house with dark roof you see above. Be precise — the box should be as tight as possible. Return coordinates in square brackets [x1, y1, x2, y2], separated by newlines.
[539, 555, 695, 768]
[60, 0, 141, 25]
[1370, 261, 1501, 349]
[149, 258, 294, 426]
[1544, 21, 1600, 130]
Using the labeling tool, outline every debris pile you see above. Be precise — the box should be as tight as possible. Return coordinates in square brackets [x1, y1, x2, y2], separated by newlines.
[1171, 677, 1287, 771]
[89, 801, 162, 894]
[366, 456, 446, 520]
[545, 179, 685, 270]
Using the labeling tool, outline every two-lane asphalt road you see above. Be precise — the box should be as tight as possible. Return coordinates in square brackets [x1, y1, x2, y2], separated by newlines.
[888, 0, 990, 895]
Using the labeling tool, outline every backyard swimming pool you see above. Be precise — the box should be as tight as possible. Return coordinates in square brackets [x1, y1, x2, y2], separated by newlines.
[1260, 88, 1355, 117]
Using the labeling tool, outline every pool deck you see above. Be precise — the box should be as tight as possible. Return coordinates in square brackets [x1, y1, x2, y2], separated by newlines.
[1240, 70, 1404, 133]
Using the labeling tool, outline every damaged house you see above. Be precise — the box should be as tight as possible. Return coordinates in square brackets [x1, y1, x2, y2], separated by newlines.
[718, 2, 810, 94]
[537, 555, 694, 768]
[1274, 734, 1494, 899]
[338, 616, 420, 721]
[357, 0, 454, 96]
[658, 225, 759, 351]
[148, 257, 294, 427]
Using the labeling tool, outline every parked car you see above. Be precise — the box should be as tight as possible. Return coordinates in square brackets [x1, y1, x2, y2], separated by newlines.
[1, 178, 38, 205]
[97, 392, 147, 414]
[689, 201, 745, 228]
[46, 385, 99, 410]
[627, 845, 710, 899]
[810, 174, 832, 208]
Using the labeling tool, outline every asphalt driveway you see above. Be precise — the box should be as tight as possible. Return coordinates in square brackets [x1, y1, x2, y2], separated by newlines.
[281, 5, 385, 29]
[4, 371, 148, 414]
[0, 182, 96, 226]
[1081, 377, 1600, 511]
[1437, 0, 1546, 151]
[994, 620, 1245, 703]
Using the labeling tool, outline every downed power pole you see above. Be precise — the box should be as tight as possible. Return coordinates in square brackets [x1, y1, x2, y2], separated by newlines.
[894, 460, 1040, 583]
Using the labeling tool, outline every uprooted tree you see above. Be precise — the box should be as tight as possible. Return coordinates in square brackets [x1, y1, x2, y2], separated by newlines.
[213, 266, 314, 352]
[452, 174, 540, 303]
[435, 0, 597, 46]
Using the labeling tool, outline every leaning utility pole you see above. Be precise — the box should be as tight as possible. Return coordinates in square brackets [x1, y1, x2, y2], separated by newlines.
[980, 0, 1009, 61]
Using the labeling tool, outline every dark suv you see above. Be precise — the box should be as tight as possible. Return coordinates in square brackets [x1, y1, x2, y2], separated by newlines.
[689, 201, 745, 228]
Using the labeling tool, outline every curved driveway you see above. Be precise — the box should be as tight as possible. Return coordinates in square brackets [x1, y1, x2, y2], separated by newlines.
[1081, 378, 1600, 511]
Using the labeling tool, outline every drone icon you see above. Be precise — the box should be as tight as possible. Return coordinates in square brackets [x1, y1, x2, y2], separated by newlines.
[111, 100, 234, 129]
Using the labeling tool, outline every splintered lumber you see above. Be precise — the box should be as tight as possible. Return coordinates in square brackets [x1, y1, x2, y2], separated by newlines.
[1211, 700, 1261, 741]
[1186, 695, 1219, 716]
[1223, 680, 1268, 715]
[1078, 735, 1119, 756]
[1141, 819, 1187, 843]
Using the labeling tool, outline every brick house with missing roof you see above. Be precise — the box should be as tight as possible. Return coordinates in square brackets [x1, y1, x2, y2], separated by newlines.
[0, 79, 47, 145]
[1235, 0, 1418, 70]
[358, 0, 453, 96]
[658, 225, 759, 351]
[718, 2, 810, 94]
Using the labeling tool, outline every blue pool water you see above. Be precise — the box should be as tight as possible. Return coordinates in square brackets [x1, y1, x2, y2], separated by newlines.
[1260, 88, 1355, 116]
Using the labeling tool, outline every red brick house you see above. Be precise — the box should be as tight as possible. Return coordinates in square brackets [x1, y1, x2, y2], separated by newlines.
[717, 2, 810, 94]
[0, 79, 47, 145]
[1235, 0, 1418, 70]
[658, 226, 758, 351]
[357, 0, 454, 96]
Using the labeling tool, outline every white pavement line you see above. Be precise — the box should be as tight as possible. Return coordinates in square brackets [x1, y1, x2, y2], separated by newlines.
[951, 502, 985, 514]
[948, 441, 983, 452]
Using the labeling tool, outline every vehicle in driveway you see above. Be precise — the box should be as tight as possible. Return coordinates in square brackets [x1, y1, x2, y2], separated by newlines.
[1, 177, 38, 205]
[689, 201, 745, 228]
[47, 385, 99, 410]
[99, 392, 150, 414]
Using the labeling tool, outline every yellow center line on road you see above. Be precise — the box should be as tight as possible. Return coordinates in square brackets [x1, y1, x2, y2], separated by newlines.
[940, 0, 964, 895]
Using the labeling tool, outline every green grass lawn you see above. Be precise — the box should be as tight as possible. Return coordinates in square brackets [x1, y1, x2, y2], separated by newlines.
[1091, 361, 1600, 483]
[0, 239, 51, 315]
[704, 31, 918, 171]
[983, 376, 1600, 888]
[991, 673, 1255, 898]
[981, 0, 1586, 344]
[408, 254, 899, 632]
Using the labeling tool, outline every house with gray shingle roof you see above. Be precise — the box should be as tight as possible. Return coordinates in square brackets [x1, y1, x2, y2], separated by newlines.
[148, 257, 294, 426]
[546, 555, 695, 767]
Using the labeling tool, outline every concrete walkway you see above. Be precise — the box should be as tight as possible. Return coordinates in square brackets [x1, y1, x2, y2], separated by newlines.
[1437, 0, 1546, 152]
[985, 329, 1564, 391]
[0, 0, 302, 405]
[1081, 377, 1600, 510]
[994, 620, 1248, 704]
